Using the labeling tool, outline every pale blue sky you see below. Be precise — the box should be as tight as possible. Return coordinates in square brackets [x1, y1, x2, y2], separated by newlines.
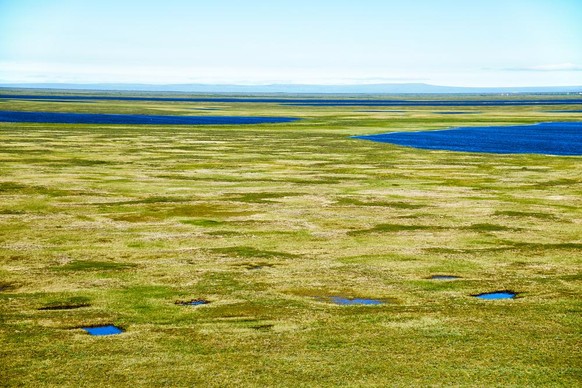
[1, 0, 581, 86]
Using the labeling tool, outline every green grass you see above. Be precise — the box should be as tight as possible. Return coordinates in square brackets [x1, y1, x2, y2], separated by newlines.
[0, 92, 581, 386]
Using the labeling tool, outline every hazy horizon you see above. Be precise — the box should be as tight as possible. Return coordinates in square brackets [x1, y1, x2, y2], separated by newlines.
[1, 0, 581, 87]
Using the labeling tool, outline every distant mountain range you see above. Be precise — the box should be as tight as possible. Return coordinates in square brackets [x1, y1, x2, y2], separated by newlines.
[1, 82, 581, 94]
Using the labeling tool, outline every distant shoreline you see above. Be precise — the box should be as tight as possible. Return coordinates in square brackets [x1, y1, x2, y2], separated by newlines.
[1, 83, 581, 95]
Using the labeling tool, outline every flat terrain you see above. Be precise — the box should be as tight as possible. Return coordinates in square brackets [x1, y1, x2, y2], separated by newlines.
[0, 91, 581, 387]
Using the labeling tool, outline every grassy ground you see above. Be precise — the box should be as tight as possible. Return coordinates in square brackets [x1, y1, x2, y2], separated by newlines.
[0, 93, 581, 387]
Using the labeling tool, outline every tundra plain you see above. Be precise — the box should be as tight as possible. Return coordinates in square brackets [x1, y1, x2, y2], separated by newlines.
[0, 92, 581, 387]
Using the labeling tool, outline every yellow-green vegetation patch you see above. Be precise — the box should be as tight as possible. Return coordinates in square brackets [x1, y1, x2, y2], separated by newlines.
[38, 296, 92, 310]
[347, 222, 446, 235]
[179, 219, 224, 226]
[336, 197, 427, 209]
[210, 246, 301, 260]
[464, 223, 518, 232]
[223, 191, 304, 203]
[51, 260, 137, 272]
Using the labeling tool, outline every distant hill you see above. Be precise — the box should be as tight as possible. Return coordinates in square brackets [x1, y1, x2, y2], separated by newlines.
[1, 82, 581, 94]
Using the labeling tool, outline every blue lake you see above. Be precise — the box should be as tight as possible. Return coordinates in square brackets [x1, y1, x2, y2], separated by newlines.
[2, 94, 582, 106]
[283, 99, 582, 107]
[83, 325, 123, 336]
[355, 110, 405, 112]
[433, 111, 480, 115]
[544, 110, 582, 113]
[330, 297, 383, 305]
[474, 291, 516, 300]
[0, 111, 298, 125]
[20, 99, 95, 103]
[353, 122, 582, 156]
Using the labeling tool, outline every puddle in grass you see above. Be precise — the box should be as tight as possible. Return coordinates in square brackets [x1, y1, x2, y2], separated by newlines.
[83, 325, 123, 336]
[241, 263, 275, 270]
[175, 298, 210, 306]
[39, 303, 90, 310]
[0, 282, 16, 292]
[330, 297, 383, 305]
[250, 324, 274, 331]
[473, 291, 516, 300]
[430, 275, 460, 280]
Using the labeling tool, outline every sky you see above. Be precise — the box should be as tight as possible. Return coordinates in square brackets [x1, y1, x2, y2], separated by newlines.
[0, 0, 581, 86]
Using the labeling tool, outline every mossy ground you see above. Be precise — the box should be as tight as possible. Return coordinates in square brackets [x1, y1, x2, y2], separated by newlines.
[0, 93, 581, 386]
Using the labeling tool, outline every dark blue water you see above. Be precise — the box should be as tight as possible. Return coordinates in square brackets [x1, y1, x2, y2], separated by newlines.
[355, 110, 405, 112]
[433, 111, 480, 114]
[83, 325, 123, 336]
[185, 299, 208, 306]
[0, 111, 298, 125]
[474, 291, 516, 300]
[544, 110, 582, 113]
[290, 100, 582, 106]
[2, 94, 582, 106]
[176, 298, 209, 306]
[21, 99, 95, 103]
[285, 99, 582, 107]
[430, 275, 460, 280]
[353, 122, 582, 155]
[330, 297, 383, 305]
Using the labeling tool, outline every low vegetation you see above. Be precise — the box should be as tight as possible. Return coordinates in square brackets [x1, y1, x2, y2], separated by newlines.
[0, 93, 580, 386]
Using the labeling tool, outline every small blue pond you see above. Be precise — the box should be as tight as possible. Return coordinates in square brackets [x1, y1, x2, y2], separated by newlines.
[83, 325, 123, 336]
[176, 298, 209, 306]
[474, 291, 516, 300]
[186, 299, 208, 306]
[330, 297, 383, 305]
[353, 122, 582, 156]
[0, 111, 298, 125]
[430, 275, 460, 280]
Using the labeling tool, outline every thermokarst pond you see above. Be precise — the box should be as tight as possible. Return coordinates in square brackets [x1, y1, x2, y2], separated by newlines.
[429, 275, 460, 280]
[175, 299, 210, 306]
[0, 110, 299, 125]
[473, 291, 517, 300]
[82, 325, 124, 336]
[330, 297, 384, 305]
[354, 122, 582, 156]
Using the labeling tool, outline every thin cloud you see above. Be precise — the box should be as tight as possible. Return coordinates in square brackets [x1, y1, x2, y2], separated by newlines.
[503, 63, 582, 72]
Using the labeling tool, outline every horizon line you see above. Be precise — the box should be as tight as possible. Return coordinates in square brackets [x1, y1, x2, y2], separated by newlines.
[2, 81, 582, 87]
